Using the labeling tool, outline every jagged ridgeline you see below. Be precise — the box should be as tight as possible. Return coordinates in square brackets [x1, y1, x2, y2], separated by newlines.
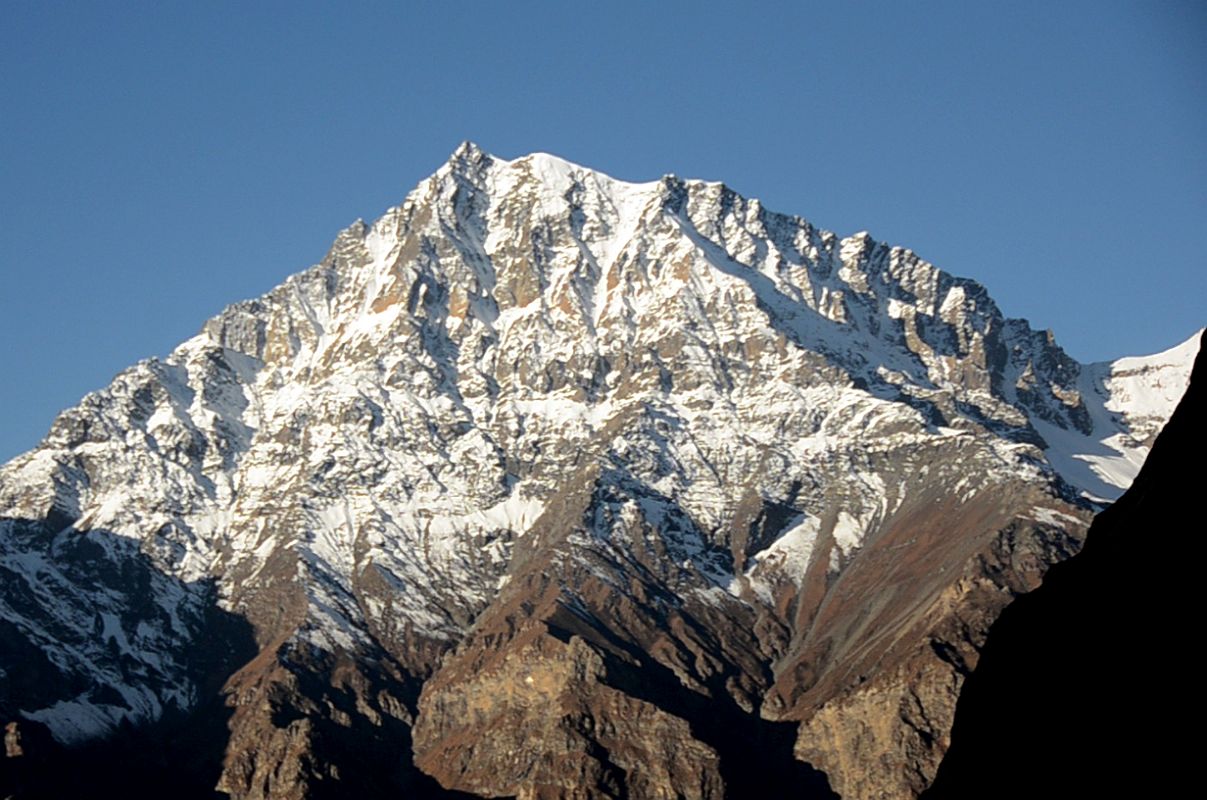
[1, 143, 1198, 798]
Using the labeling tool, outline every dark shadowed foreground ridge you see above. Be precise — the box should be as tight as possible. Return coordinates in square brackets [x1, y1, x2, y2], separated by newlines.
[926, 329, 1205, 798]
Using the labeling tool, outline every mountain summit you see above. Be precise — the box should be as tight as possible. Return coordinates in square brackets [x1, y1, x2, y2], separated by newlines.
[1, 146, 1198, 798]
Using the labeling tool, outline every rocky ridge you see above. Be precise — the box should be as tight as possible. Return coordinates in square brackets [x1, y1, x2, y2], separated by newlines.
[0, 143, 1198, 798]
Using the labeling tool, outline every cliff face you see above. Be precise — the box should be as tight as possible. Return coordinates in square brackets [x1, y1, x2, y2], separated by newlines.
[0, 144, 1197, 798]
[925, 330, 1204, 798]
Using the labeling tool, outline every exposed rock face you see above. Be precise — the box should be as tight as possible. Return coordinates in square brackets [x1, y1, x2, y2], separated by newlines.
[0, 143, 1198, 798]
[780, 481, 1084, 799]
[924, 330, 1204, 799]
[416, 634, 728, 800]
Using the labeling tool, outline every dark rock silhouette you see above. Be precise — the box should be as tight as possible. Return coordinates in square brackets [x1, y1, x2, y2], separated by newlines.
[925, 330, 1205, 798]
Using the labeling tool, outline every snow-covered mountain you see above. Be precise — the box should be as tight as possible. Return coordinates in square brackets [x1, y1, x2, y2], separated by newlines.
[1, 143, 1198, 799]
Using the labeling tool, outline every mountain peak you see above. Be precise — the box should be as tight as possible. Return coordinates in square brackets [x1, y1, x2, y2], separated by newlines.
[1, 148, 1198, 799]
[450, 139, 487, 160]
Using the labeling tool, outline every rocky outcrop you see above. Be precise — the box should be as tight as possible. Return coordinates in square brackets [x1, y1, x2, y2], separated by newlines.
[0, 144, 1197, 797]
[417, 634, 727, 800]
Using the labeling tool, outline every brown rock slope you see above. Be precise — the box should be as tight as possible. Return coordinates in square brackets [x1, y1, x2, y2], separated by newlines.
[412, 455, 1087, 799]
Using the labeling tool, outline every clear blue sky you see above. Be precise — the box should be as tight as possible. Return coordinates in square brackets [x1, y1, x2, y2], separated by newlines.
[1, 1, 1203, 461]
